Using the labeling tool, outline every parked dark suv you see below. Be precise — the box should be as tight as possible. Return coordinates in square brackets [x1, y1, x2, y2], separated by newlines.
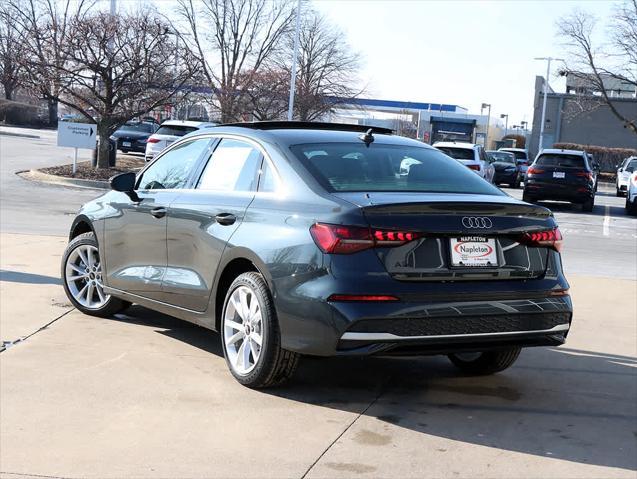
[61, 122, 572, 388]
[523, 148, 596, 212]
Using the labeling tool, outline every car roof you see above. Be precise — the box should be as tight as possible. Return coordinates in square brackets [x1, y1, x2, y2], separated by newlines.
[487, 150, 512, 154]
[538, 148, 586, 156]
[159, 120, 217, 128]
[433, 141, 477, 149]
[185, 122, 433, 149]
[499, 147, 526, 152]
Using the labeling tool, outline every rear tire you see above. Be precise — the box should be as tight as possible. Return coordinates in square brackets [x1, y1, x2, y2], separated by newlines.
[513, 178, 521, 189]
[61, 232, 131, 317]
[448, 348, 521, 375]
[522, 191, 535, 203]
[582, 196, 594, 212]
[221, 272, 300, 388]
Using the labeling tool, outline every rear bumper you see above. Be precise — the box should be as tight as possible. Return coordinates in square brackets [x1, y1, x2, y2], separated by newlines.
[524, 182, 593, 202]
[494, 170, 518, 183]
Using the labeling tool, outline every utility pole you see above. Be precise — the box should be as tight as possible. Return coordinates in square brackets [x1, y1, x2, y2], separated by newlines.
[534, 57, 563, 152]
[481, 103, 491, 148]
[110, 0, 116, 15]
[287, 0, 302, 121]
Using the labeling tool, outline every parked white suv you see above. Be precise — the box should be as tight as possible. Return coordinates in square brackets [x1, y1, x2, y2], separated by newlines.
[433, 141, 495, 183]
[616, 156, 637, 197]
[145, 120, 217, 162]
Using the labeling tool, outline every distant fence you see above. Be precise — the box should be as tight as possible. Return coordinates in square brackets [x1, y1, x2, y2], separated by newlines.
[553, 143, 637, 172]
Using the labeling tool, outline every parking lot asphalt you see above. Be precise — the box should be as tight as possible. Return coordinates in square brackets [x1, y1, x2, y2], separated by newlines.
[1, 130, 636, 478]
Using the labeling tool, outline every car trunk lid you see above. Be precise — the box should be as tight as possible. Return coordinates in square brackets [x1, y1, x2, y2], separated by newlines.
[334, 192, 555, 281]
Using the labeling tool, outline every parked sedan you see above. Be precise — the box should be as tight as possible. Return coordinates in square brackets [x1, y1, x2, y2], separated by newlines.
[499, 148, 530, 180]
[625, 170, 637, 215]
[110, 122, 158, 154]
[616, 156, 637, 197]
[487, 150, 520, 187]
[144, 120, 217, 162]
[523, 148, 596, 212]
[61, 122, 572, 388]
[433, 141, 495, 183]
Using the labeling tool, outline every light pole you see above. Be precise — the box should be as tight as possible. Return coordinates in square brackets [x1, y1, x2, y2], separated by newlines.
[287, 0, 302, 121]
[534, 57, 563, 151]
[500, 113, 509, 137]
[481, 103, 491, 148]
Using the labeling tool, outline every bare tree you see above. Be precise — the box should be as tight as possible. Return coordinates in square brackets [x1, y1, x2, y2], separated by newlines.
[15, 4, 199, 168]
[557, 0, 637, 136]
[175, 0, 295, 123]
[237, 68, 289, 120]
[280, 9, 363, 121]
[0, 3, 28, 100]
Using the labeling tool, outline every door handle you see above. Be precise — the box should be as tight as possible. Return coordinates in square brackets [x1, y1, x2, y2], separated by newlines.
[150, 207, 167, 219]
[215, 213, 237, 226]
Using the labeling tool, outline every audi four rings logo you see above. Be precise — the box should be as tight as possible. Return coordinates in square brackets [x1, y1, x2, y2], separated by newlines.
[462, 216, 493, 229]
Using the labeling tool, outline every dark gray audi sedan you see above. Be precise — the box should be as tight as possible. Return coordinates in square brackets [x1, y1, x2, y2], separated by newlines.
[61, 122, 572, 388]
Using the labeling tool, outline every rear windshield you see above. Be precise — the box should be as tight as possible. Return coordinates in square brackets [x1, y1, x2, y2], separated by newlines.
[536, 154, 586, 168]
[488, 152, 515, 163]
[155, 125, 198, 137]
[435, 146, 475, 161]
[501, 150, 528, 160]
[120, 123, 154, 133]
[290, 143, 504, 195]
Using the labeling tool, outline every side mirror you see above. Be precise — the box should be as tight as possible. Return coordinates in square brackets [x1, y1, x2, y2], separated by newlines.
[110, 171, 136, 191]
[626, 167, 635, 174]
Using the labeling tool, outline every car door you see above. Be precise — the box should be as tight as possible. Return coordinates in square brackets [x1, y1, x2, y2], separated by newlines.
[102, 137, 212, 301]
[161, 137, 263, 311]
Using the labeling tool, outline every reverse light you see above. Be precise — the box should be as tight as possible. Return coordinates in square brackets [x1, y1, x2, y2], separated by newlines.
[146, 137, 161, 143]
[527, 167, 544, 175]
[519, 227, 563, 252]
[310, 223, 421, 254]
[575, 171, 593, 180]
[328, 294, 399, 302]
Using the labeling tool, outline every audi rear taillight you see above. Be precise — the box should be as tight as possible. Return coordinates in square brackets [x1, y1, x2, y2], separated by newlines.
[466, 164, 481, 171]
[519, 227, 563, 252]
[527, 167, 544, 175]
[310, 223, 421, 254]
[575, 171, 593, 180]
[146, 137, 160, 143]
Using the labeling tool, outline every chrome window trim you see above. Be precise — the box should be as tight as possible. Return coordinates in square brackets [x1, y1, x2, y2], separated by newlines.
[340, 323, 570, 341]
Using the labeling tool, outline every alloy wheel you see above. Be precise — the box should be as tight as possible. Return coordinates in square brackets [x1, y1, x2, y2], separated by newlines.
[64, 244, 109, 309]
[223, 286, 263, 375]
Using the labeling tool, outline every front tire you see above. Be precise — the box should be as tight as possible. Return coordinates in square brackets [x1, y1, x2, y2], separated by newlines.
[61, 232, 130, 317]
[448, 348, 521, 375]
[221, 272, 299, 388]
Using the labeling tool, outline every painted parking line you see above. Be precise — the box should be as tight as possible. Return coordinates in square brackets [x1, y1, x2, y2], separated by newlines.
[603, 205, 611, 236]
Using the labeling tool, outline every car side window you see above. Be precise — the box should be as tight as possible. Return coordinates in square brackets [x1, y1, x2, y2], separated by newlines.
[258, 160, 278, 192]
[198, 139, 262, 192]
[137, 138, 210, 190]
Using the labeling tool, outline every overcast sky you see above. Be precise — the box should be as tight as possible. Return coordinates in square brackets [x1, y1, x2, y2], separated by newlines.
[312, 0, 617, 125]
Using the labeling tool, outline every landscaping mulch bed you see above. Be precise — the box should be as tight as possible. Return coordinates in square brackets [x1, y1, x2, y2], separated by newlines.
[39, 156, 145, 181]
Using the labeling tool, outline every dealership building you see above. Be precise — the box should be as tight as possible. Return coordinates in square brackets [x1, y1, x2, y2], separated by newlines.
[324, 97, 506, 148]
[528, 75, 637, 157]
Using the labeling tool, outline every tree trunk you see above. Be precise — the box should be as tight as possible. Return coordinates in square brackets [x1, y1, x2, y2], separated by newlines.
[3, 84, 14, 101]
[47, 99, 58, 128]
[96, 124, 113, 169]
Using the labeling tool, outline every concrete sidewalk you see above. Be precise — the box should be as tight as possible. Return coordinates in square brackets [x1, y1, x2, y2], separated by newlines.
[1, 234, 636, 478]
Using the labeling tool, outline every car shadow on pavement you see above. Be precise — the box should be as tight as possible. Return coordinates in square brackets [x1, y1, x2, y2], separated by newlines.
[112, 306, 637, 472]
[534, 200, 626, 217]
[0, 269, 61, 285]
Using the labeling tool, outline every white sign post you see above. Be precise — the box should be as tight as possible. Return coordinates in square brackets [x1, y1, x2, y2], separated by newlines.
[57, 122, 97, 174]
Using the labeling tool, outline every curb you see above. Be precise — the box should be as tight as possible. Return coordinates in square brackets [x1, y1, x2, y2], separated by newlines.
[19, 169, 109, 190]
[0, 131, 41, 139]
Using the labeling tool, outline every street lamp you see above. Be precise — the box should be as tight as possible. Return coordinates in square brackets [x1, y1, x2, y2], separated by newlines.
[500, 113, 509, 136]
[534, 57, 564, 151]
[481, 103, 491, 148]
[287, 0, 302, 121]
